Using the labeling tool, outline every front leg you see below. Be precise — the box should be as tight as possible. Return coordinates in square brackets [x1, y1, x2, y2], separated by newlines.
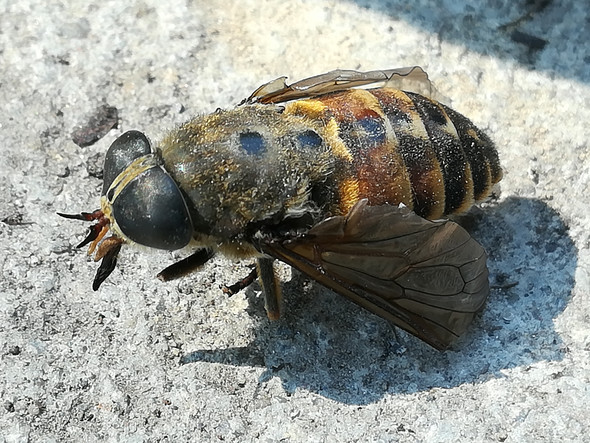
[157, 248, 214, 281]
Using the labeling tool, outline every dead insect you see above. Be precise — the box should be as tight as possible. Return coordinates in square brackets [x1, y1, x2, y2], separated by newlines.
[60, 67, 501, 350]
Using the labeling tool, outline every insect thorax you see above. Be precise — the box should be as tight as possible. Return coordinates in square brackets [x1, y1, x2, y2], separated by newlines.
[158, 105, 335, 244]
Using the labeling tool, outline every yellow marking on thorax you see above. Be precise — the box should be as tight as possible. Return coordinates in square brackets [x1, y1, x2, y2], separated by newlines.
[284, 99, 327, 119]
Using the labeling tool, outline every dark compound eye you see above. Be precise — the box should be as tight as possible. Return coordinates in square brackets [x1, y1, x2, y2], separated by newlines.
[111, 166, 192, 250]
[297, 130, 323, 149]
[239, 131, 266, 156]
[102, 131, 151, 195]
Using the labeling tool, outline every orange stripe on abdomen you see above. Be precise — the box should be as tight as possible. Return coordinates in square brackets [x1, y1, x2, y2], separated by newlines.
[370, 89, 446, 219]
[315, 90, 415, 214]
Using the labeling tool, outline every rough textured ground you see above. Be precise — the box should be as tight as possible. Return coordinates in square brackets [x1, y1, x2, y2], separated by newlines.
[1, 0, 589, 441]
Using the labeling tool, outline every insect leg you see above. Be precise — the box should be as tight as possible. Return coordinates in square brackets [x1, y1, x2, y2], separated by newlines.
[257, 258, 282, 321]
[157, 248, 214, 281]
[222, 265, 257, 295]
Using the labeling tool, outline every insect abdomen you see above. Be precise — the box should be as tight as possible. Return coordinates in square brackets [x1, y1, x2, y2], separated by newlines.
[285, 88, 502, 219]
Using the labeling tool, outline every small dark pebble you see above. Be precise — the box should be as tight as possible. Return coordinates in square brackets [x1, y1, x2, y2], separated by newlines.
[71, 105, 119, 147]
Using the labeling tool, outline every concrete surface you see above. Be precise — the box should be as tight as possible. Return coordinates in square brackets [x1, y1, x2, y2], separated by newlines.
[1, 0, 589, 441]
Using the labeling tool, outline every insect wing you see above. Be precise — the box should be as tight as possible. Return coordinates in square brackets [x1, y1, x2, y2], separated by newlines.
[246, 66, 431, 104]
[262, 200, 488, 350]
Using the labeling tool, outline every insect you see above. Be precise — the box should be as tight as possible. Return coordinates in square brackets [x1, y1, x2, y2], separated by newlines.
[60, 67, 502, 350]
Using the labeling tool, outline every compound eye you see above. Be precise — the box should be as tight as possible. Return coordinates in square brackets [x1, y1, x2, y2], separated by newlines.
[102, 131, 151, 195]
[111, 166, 192, 250]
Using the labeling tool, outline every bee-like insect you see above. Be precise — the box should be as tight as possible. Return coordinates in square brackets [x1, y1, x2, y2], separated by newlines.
[60, 67, 502, 350]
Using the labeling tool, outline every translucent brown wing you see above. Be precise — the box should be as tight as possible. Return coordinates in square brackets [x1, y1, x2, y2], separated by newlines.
[261, 200, 489, 350]
[245, 66, 431, 105]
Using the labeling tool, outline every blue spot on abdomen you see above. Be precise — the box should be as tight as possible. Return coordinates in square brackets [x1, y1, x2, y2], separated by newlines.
[357, 117, 386, 145]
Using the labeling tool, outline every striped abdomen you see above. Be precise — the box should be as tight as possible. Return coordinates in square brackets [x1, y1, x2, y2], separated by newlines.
[284, 88, 502, 219]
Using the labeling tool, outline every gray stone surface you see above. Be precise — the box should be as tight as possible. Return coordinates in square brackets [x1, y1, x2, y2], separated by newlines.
[1, 0, 588, 441]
